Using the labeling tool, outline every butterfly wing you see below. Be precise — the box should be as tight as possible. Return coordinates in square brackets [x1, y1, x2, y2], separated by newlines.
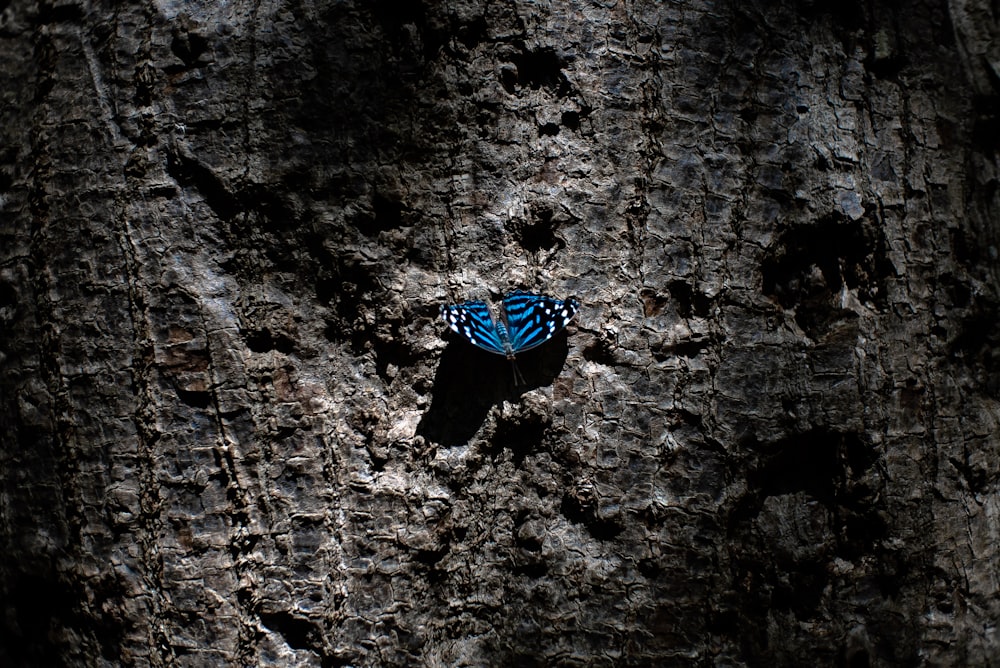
[440, 300, 506, 355]
[503, 291, 580, 354]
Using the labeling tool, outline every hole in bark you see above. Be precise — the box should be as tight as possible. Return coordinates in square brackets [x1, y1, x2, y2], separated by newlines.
[316, 277, 339, 306]
[560, 494, 624, 540]
[373, 334, 417, 382]
[668, 280, 712, 317]
[641, 282, 712, 319]
[868, 53, 905, 80]
[412, 546, 449, 567]
[259, 610, 322, 652]
[170, 30, 210, 68]
[353, 193, 406, 237]
[637, 558, 661, 578]
[581, 335, 615, 366]
[514, 206, 562, 252]
[515, 533, 543, 553]
[499, 66, 518, 94]
[538, 122, 559, 136]
[504, 48, 571, 96]
[738, 106, 758, 124]
[512, 561, 548, 578]
[373, 193, 403, 230]
[176, 388, 212, 408]
[457, 16, 488, 49]
[652, 336, 711, 360]
[561, 110, 580, 130]
[320, 259, 382, 352]
[761, 216, 892, 338]
[517, 220, 557, 251]
[244, 328, 295, 354]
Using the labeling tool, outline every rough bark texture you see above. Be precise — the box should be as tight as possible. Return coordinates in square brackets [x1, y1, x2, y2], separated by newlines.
[2, 0, 999, 665]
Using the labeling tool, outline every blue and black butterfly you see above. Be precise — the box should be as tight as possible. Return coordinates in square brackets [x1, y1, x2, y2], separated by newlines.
[440, 291, 580, 382]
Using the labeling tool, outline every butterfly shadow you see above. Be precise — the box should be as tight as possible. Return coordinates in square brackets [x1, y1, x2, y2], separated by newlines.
[417, 332, 572, 447]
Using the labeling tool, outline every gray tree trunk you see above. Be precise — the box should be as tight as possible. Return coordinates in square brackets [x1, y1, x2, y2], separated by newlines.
[2, 0, 999, 665]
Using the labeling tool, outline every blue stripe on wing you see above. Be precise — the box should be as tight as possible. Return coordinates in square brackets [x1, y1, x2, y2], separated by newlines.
[503, 291, 580, 353]
[440, 300, 506, 355]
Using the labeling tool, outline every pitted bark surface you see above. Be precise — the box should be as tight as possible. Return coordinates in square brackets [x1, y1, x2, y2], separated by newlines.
[2, 0, 999, 665]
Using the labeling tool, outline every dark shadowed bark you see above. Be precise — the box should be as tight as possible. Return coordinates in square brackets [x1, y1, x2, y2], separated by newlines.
[2, 0, 999, 665]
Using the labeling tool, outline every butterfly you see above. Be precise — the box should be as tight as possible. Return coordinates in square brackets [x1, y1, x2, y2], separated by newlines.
[440, 291, 580, 383]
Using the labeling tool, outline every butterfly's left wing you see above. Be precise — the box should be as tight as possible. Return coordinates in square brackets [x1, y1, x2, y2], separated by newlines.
[440, 300, 507, 355]
[503, 291, 580, 354]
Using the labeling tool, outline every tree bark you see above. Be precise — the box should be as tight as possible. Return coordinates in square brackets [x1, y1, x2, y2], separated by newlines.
[2, 0, 998, 665]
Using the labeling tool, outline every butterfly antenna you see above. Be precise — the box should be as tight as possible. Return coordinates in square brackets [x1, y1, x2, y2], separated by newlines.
[510, 359, 526, 386]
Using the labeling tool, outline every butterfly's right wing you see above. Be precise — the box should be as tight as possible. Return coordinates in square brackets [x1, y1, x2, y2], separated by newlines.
[503, 291, 580, 353]
[440, 300, 506, 355]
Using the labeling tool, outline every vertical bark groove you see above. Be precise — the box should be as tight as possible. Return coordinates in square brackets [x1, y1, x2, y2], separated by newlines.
[2, 0, 1000, 665]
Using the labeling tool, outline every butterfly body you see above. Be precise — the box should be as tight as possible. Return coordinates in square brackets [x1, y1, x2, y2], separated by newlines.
[440, 291, 580, 360]
[493, 319, 517, 359]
